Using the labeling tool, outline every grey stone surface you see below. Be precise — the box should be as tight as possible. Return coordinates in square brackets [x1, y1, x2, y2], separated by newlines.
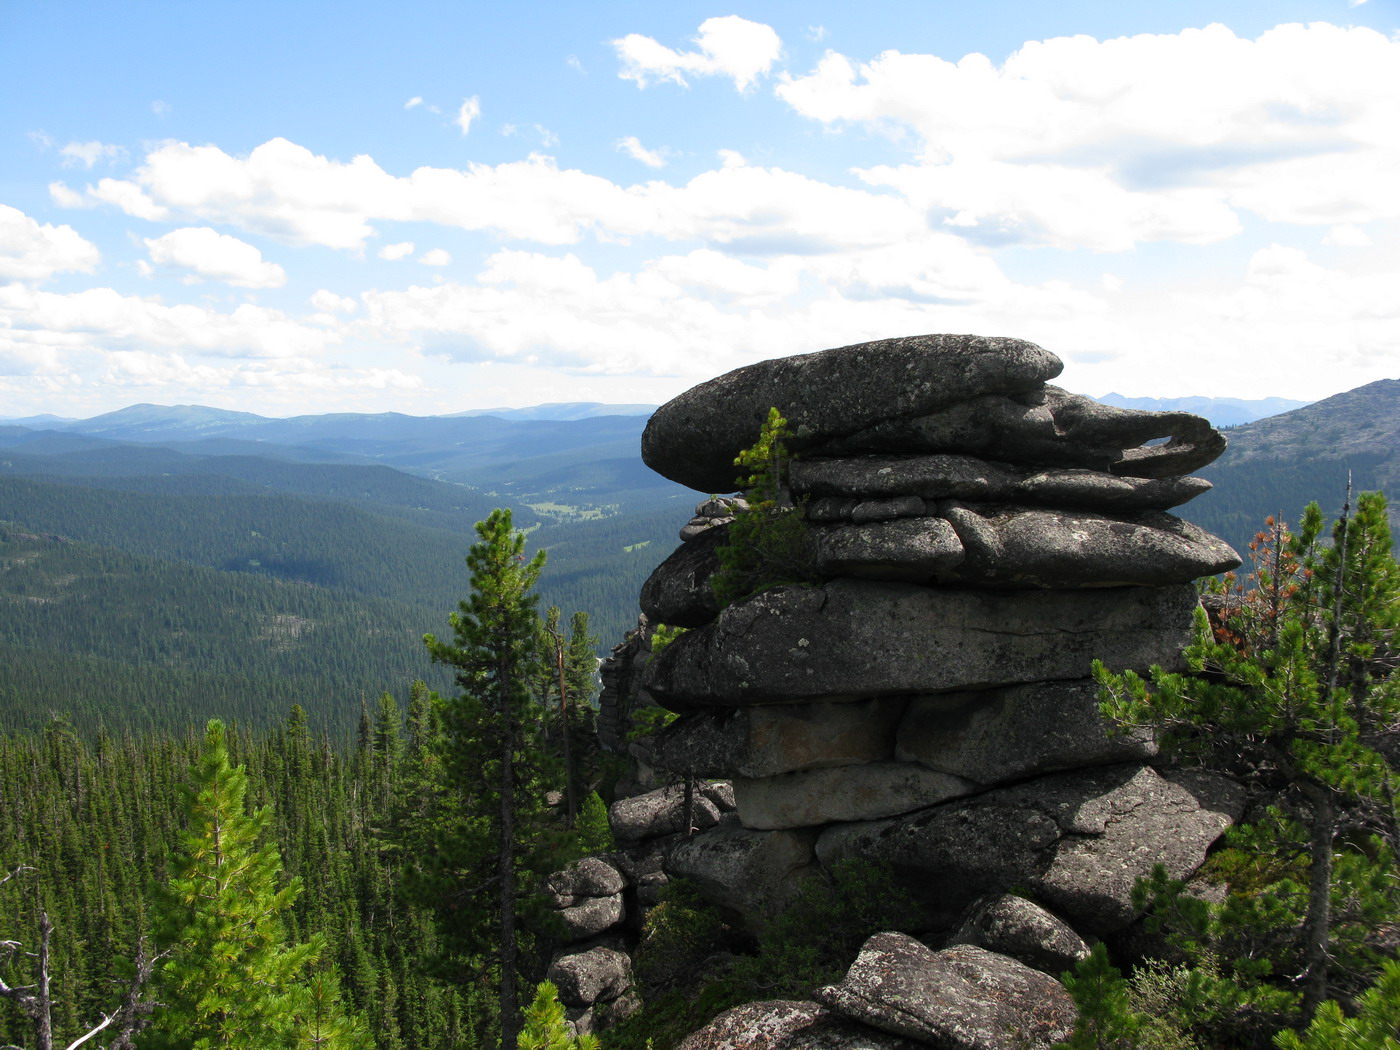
[817, 935, 1076, 1050]
[644, 580, 1196, 709]
[547, 945, 633, 1006]
[556, 894, 625, 941]
[642, 334, 1063, 493]
[849, 495, 927, 524]
[791, 454, 1213, 512]
[544, 856, 628, 906]
[894, 679, 1157, 785]
[640, 524, 726, 628]
[678, 1000, 924, 1050]
[815, 764, 1245, 934]
[609, 784, 722, 844]
[645, 699, 907, 779]
[810, 385, 1226, 478]
[700, 780, 737, 811]
[813, 517, 965, 582]
[734, 762, 977, 830]
[946, 895, 1091, 976]
[666, 818, 820, 930]
[941, 503, 1240, 588]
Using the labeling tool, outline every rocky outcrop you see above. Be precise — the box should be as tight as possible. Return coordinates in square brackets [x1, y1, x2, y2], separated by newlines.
[592, 333, 1245, 1046]
[817, 934, 1077, 1050]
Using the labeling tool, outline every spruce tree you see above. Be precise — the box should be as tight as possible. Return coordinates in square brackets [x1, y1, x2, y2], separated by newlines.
[145, 719, 363, 1050]
[422, 509, 558, 1049]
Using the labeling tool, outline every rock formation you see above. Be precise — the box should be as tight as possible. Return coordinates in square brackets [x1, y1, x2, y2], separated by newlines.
[566, 334, 1245, 1043]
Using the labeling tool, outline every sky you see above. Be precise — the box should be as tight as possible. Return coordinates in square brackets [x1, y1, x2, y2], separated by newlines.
[2, 0, 1398, 420]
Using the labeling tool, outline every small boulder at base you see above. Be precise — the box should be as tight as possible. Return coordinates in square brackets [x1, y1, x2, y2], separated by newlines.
[547, 946, 633, 1007]
[817, 934, 1076, 1049]
[945, 895, 1091, 976]
[677, 1000, 925, 1050]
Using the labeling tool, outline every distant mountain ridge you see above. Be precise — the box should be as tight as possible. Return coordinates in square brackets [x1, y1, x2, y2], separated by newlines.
[1095, 393, 1312, 427]
[1180, 378, 1400, 555]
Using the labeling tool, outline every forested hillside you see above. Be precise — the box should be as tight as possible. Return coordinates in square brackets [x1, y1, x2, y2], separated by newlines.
[0, 408, 694, 737]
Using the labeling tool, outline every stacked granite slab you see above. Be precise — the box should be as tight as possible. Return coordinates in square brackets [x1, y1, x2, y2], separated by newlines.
[628, 333, 1246, 938]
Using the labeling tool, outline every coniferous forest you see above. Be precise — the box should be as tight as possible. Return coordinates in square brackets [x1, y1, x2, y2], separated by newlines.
[1, 399, 1398, 1049]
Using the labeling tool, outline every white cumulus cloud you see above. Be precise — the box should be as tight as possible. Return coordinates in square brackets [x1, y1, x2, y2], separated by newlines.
[378, 241, 415, 260]
[456, 96, 481, 134]
[418, 248, 452, 266]
[614, 16, 782, 91]
[59, 140, 126, 168]
[777, 22, 1400, 250]
[144, 227, 286, 288]
[0, 205, 101, 281]
[618, 136, 667, 168]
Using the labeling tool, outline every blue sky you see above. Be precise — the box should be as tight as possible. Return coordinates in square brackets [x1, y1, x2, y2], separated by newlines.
[2, 1, 1397, 418]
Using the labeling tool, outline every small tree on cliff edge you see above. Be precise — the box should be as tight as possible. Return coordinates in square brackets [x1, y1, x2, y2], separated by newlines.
[1095, 491, 1400, 1026]
[423, 508, 554, 1050]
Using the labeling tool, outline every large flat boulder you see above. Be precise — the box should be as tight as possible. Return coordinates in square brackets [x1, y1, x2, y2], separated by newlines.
[817, 935, 1076, 1050]
[895, 679, 1157, 785]
[790, 455, 1212, 512]
[809, 386, 1226, 478]
[815, 764, 1244, 935]
[640, 525, 727, 628]
[644, 580, 1196, 709]
[813, 517, 965, 582]
[643, 699, 907, 779]
[642, 334, 1063, 493]
[666, 819, 820, 931]
[941, 504, 1240, 588]
[609, 784, 722, 844]
[678, 1000, 924, 1050]
[734, 762, 976, 831]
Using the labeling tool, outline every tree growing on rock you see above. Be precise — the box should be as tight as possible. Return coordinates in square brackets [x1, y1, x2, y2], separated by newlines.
[1095, 491, 1400, 1030]
[711, 407, 819, 606]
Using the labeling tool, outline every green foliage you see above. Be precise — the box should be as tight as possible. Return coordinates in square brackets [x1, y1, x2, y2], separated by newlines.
[146, 720, 364, 1050]
[711, 408, 819, 607]
[575, 792, 615, 854]
[1096, 493, 1400, 1034]
[516, 981, 600, 1050]
[648, 624, 688, 655]
[1054, 946, 1204, 1050]
[1275, 957, 1400, 1049]
[417, 508, 569, 1048]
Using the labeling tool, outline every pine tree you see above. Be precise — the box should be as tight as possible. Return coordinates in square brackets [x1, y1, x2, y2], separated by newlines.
[421, 509, 559, 1049]
[145, 719, 362, 1050]
[1095, 492, 1400, 1025]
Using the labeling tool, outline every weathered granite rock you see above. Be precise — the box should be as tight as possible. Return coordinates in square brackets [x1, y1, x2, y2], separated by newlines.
[680, 497, 749, 541]
[678, 1000, 924, 1050]
[817, 936, 1076, 1050]
[645, 699, 907, 779]
[849, 495, 927, 524]
[555, 895, 625, 940]
[700, 780, 737, 811]
[644, 580, 1196, 709]
[815, 764, 1245, 934]
[642, 334, 1063, 493]
[813, 518, 964, 582]
[547, 946, 633, 1006]
[895, 679, 1157, 785]
[667, 818, 820, 930]
[810, 386, 1227, 479]
[609, 784, 722, 844]
[640, 525, 727, 628]
[946, 895, 1091, 976]
[734, 762, 977, 830]
[790, 455, 1212, 512]
[941, 503, 1240, 588]
[544, 856, 628, 907]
